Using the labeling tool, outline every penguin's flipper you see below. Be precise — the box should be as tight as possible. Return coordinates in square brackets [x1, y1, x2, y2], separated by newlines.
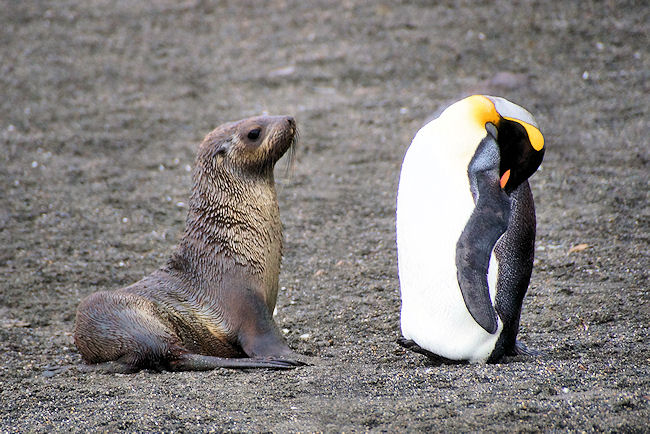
[455, 136, 511, 334]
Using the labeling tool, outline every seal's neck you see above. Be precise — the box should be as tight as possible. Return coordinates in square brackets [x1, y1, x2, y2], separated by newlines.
[167, 165, 283, 293]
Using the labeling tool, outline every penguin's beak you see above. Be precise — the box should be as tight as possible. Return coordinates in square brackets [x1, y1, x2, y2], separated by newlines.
[499, 169, 511, 189]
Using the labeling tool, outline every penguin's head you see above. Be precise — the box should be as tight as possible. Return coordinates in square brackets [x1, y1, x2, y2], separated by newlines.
[463, 94, 545, 195]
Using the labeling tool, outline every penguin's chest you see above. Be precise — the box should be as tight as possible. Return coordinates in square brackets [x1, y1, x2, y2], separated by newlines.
[396, 146, 503, 362]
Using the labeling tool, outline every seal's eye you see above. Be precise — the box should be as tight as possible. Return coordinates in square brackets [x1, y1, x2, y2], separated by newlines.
[247, 128, 261, 141]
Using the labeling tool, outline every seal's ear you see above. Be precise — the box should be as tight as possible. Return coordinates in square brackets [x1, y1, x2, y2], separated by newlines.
[212, 138, 232, 159]
[215, 142, 228, 156]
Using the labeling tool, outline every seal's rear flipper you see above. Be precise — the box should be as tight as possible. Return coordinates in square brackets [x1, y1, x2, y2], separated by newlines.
[42, 364, 73, 377]
[169, 353, 301, 370]
[77, 360, 142, 374]
[76, 353, 304, 373]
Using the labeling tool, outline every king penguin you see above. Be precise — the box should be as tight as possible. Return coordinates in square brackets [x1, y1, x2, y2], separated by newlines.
[396, 95, 545, 363]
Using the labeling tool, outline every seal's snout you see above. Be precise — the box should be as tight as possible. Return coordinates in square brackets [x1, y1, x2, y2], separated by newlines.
[282, 116, 296, 136]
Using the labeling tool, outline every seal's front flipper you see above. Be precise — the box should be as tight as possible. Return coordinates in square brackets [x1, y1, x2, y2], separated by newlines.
[235, 287, 307, 366]
[169, 353, 299, 370]
[456, 136, 511, 334]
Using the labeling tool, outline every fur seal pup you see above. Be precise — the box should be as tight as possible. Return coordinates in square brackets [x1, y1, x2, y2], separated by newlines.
[396, 95, 545, 363]
[74, 115, 304, 372]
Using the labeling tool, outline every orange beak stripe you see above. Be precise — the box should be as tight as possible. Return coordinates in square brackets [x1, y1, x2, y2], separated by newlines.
[500, 169, 511, 189]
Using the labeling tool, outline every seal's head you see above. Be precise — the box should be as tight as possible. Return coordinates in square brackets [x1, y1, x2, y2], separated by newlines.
[198, 115, 297, 176]
[183, 115, 297, 279]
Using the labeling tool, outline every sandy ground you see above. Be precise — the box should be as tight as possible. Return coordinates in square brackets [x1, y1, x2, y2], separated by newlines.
[1, 0, 648, 431]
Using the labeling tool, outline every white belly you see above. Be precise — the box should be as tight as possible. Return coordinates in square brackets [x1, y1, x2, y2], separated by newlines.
[396, 129, 502, 363]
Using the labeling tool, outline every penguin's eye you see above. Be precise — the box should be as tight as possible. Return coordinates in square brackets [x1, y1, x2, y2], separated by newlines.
[247, 128, 261, 141]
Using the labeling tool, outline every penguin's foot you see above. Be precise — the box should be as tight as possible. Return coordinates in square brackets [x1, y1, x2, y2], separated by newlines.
[397, 337, 433, 356]
[510, 340, 541, 357]
[397, 338, 466, 365]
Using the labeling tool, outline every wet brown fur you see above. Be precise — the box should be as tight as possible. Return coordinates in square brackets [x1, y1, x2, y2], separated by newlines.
[73, 116, 301, 372]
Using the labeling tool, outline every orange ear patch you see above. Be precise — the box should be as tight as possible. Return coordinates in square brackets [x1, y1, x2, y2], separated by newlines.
[500, 169, 511, 189]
